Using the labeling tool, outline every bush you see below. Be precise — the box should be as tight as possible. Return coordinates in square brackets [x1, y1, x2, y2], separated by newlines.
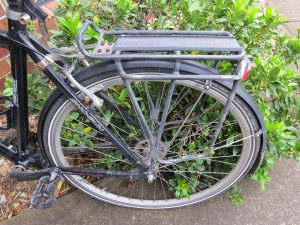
[52, 0, 299, 196]
[2, 0, 297, 203]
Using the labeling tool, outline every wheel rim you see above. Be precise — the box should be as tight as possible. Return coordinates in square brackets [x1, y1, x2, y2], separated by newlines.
[46, 74, 256, 208]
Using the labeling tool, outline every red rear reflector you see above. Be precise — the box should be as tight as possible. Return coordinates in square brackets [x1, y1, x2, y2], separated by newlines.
[242, 68, 251, 81]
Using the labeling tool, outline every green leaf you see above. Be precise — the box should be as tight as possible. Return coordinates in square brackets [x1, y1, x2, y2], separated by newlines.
[226, 136, 235, 146]
[119, 89, 127, 102]
[5, 76, 12, 88]
[2, 88, 13, 97]
[188, 141, 196, 151]
[228, 186, 245, 205]
[83, 127, 92, 134]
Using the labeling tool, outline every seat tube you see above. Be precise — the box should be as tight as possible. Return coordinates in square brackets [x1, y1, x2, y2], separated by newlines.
[8, 16, 29, 159]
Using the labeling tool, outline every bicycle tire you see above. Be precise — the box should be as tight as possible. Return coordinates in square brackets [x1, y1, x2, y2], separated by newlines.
[39, 60, 263, 209]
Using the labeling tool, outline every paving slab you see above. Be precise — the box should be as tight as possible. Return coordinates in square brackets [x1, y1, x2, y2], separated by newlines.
[1, 159, 299, 225]
[271, 0, 300, 35]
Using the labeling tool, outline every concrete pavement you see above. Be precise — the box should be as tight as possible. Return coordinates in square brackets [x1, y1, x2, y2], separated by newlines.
[271, 0, 300, 35]
[1, 159, 299, 225]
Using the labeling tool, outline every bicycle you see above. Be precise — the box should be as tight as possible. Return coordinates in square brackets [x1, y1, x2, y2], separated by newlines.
[0, 0, 266, 209]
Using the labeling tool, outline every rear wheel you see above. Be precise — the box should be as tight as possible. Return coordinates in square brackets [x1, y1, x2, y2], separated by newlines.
[41, 66, 261, 209]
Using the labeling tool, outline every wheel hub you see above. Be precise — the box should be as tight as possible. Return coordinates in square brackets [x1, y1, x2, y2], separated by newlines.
[134, 139, 169, 183]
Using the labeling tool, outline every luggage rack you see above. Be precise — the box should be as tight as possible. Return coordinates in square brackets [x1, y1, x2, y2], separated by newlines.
[76, 21, 250, 81]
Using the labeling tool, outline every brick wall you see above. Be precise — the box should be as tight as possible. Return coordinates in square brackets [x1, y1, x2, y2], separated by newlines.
[0, 0, 58, 91]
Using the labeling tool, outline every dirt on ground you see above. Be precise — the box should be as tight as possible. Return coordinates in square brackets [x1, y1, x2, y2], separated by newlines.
[0, 156, 36, 222]
[0, 115, 71, 222]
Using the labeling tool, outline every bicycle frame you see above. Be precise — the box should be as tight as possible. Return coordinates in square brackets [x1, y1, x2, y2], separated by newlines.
[0, 0, 259, 181]
[0, 0, 148, 179]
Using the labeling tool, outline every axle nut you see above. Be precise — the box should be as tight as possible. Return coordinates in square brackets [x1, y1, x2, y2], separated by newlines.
[83, 96, 92, 105]
[147, 174, 155, 183]
[19, 14, 31, 25]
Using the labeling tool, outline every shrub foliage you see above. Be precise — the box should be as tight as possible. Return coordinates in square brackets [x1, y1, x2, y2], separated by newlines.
[4, 0, 298, 203]
[53, 0, 299, 194]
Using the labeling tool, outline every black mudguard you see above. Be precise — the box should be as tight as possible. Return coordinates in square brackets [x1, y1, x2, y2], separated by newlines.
[38, 60, 266, 172]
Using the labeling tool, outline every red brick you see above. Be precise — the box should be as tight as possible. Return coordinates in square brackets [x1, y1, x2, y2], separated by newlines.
[0, 48, 9, 58]
[0, 4, 5, 18]
[0, 59, 10, 77]
[34, 21, 41, 33]
[27, 61, 35, 74]
[38, 37, 48, 46]
[46, 17, 58, 31]
[41, 6, 53, 18]
[45, 1, 58, 10]
[0, 77, 5, 93]
[0, 18, 7, 30]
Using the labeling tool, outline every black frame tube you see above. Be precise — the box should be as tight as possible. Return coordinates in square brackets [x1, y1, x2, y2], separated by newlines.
[0, 30, 148, 174]
[18, 33, 147, 170]
[8, 17, 29, 160]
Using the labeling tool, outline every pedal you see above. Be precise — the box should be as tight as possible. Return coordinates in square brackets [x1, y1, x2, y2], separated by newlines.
[30, 169, 64, 209]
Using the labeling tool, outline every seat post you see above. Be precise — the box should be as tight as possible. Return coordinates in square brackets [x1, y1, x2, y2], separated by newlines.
[7, 0, 29, 160]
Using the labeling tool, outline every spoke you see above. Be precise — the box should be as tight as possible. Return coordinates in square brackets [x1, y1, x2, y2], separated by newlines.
[158, 155, 241, 166]
[141, 179, 144, 201]
[163, 117, 225, 130]
[167, 101, 219, 152]
[158, 163, 227, 184]
[175, 101, 219, 135]
[106, 179, 124, 194]
[169, 92, 206, 146]
[160, 166, 209, 190]
[158, 170, 230, 175]
[60, 137, 131, 164]
[154, 178, 157, 201]
[153, 82, 166, 122]
[65, 115, 143, 145]
[214, 133, 243, 147]
[167, 117, 221, 152]
[67, 115, 104, 137]
[158, 173, 167, 200]
[97, 178, 121, 191]
[65, 157, 127, 162]
[168, 138, 242, 158]
[168, 87, 189, 114]
[166, 129, 244, 158]
[118, 179, 144, 197]
[62, 125, 107, 142]
[62, 144, 146, 154]
[201, 173, 222, 182]
[130, 179, 137, 199]
[142, 81, 154, 112]
[157, 172, 177, 191]
[161, 120, 238, 157]
[210, 159, 237, 166]
[97, 107, 142, 145]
